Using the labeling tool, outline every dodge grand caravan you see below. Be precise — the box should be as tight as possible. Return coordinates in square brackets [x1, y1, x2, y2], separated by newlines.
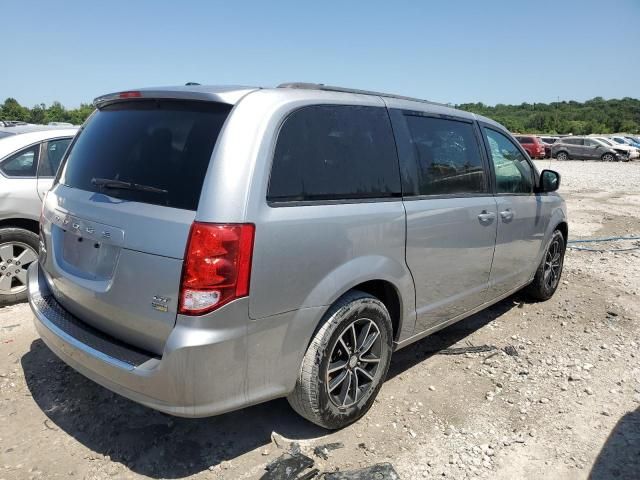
[28, 83, 567, 429]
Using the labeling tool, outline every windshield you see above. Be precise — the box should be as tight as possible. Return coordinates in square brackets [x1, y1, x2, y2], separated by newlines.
[58, 100, 231, 210]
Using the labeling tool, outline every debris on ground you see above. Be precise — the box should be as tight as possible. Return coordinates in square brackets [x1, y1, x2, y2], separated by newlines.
[323, 463, 400, 479]
[260, 451, 315, 480]
[313, 442, 344, 460]
[271, 431, 308, 452]
[503, 344, 519, 356]
[438, 344, 497, 355]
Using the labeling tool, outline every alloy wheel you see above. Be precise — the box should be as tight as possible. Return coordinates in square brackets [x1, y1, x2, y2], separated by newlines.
[0, 241, 38, 296]
[543, 238, 563, 291]
[326, 318, 382, 408]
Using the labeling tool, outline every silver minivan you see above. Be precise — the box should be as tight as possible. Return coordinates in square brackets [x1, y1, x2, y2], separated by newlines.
[28, 84, 567, 429]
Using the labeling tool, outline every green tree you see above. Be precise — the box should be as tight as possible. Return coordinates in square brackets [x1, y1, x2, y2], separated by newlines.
[1, 98, 30, 121]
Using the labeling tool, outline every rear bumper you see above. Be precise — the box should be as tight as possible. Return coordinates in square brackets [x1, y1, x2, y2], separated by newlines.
[27, 261, 254, 417]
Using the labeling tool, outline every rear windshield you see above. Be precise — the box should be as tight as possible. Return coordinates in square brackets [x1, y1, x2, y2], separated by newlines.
[58, 100, 231, 210]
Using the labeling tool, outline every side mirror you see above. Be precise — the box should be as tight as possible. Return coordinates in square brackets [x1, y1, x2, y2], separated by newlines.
[539, 169, 560, 193]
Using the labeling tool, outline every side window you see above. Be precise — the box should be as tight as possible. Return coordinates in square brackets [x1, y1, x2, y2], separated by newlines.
[268, 105, 401, 202]
[402, 115, 486, 195]
[483, 128, 534, 194]
[0, 145, 39, 177]
[38, 138, 72, 177]
[584, 139, 598, 147]
[519, 137, 533, 144]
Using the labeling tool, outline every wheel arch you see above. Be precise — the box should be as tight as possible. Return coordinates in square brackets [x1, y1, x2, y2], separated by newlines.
[0, 218, 40, 235]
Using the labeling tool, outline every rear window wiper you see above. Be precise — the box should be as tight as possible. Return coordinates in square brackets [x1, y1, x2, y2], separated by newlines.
[91, 177, 168, 194]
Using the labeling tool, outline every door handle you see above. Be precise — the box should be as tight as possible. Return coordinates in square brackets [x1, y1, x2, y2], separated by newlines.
[500, 209, 514, 221]
[477, 210, 496, 223]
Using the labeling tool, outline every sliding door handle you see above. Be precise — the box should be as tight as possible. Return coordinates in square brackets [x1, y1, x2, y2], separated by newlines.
[477, 210, 496, 223]
[500, 209, 514, 221]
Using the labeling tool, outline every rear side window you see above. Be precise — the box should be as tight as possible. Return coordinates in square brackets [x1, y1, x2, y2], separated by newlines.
[1, 144, 39, 177]
[59, 100, 231, 210]
[38, 138, 72, 177]
[518, 136, 534, 144]
[401, 115, 487, 196]
[267, 105, 401, 202]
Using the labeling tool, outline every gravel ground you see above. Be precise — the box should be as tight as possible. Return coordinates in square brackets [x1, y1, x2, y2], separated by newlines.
[1, 160, 639, 480]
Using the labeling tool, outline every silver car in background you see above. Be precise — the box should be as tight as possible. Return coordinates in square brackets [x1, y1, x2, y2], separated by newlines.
[28, 84, 566, 429]
[0, 128, 77, 304]
[552, 135, 628, 161]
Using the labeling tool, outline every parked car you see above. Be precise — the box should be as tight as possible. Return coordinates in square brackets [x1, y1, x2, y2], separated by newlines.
[0, 128, 77, 304]
[594, 137, 639, 160]
[625, 136, 640, 145]
[539, 136, 558, 158]
[551, 136, 628, 161]
[609, 135, 640, 151]
[514, 135, 546, 159]
[28, 84, 566, 429]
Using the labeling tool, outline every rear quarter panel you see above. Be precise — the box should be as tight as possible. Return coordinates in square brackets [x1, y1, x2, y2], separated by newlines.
[0, 177, 41, 222]
[197, 89, 416, 338]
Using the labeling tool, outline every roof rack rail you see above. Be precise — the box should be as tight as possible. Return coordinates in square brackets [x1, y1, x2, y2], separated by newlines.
[277, 82, 449, 107]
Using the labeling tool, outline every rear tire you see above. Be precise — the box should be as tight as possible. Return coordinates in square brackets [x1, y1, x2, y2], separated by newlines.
[556, 151, 569, 161]
[0, 228, 39, 306]
[287, 290, 393, 429]
[526, 230, 565, 301]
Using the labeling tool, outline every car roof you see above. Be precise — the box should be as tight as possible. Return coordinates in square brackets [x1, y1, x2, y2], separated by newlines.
[92, 83, 503, 130]
[0, 128, 78, 159]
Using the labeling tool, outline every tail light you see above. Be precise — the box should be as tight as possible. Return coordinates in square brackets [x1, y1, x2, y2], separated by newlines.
[179, 222, 255, 315]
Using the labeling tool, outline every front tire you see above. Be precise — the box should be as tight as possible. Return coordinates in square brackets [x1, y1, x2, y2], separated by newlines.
[0, 228, 39, 305]
[601, 153, 615, 162]
[526, 229, 565, 301]
[287, 290, 393, 429]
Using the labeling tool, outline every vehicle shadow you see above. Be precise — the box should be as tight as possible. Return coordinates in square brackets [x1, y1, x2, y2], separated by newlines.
[21, 293, 524, 479]
[589, 407, 640, 480]
[388, 293, 523, 379]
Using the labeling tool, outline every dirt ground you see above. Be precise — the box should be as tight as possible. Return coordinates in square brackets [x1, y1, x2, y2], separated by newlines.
[1, 160, 639, 480]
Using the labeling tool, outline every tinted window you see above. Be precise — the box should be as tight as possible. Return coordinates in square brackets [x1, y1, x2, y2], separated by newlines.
[38, 138, 72, 177]
[402, 115, 486, 195]
[268, 105, 400, 202]
[518, 136, 534, 144]
[59, 101, 231, 210]
[563, 138, 583, 145]
[0, 144, 39, 177]
[484, 128, 534, 194]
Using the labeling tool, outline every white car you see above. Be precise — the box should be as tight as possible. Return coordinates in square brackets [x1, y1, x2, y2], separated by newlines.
[0, 127, 78, 304]
[595, 137, 639, 160]
[608, 136, 640, 157]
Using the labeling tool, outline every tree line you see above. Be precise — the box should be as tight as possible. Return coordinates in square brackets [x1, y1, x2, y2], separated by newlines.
[1, 98, 94, 126]
[457, 97, 640, 135]
[2, 96, 639, 135]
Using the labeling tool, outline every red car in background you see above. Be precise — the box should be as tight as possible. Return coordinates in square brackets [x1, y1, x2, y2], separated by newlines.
[514, 135, 546, 159]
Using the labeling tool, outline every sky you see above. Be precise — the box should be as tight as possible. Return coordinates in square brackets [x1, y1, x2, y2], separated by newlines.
[3, 0, 639, 108]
